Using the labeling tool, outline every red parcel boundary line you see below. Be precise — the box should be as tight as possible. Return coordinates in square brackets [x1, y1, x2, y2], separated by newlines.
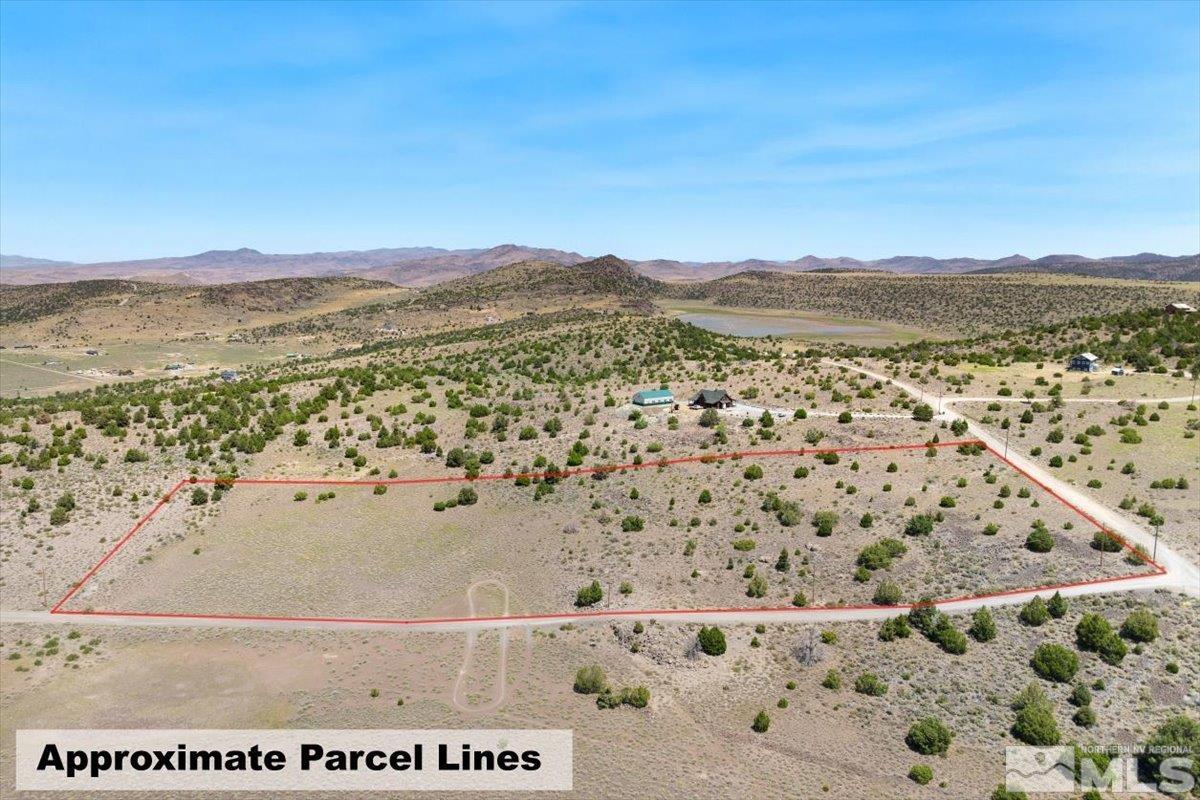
[49, 439, 1164, 627]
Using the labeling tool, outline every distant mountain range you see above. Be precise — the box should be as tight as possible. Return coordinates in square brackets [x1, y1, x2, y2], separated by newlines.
[2, 245, 1196, 286]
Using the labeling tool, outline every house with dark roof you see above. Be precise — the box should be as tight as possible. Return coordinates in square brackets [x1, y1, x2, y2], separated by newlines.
[690, 389, 736, 408]
[1068, 352, 1101, 372]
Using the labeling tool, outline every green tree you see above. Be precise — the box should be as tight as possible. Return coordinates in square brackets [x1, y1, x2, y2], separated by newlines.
[969, 607, 997, 642]
[1047, 591, 1068, 619]
[1019, 596, 1050, 627]
[751, 709, 771, 733]
[812, 510, 838, 536]
[697, 626, 726, 656]
[906, 717, 953, 756]
[575, 580, 603, 607]
[1141, 715, 1199, 792]
[1030, 644, 1079, 683]
[1011, 685, 1060, 746]
[1026, 527, 1054, 552]
[912, 403, 935, 422]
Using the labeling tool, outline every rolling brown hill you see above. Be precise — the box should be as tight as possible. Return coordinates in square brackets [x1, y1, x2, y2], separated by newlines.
[4, 245, 1196, 286]
[0, 276, 405, 342]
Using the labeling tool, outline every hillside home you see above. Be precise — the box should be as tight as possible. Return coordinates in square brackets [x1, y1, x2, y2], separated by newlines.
[690, 389, 736, 408]
[633, 388, 674, 407]
[1165, 302, 1196, 314]
[1068, 353, 1101, 372]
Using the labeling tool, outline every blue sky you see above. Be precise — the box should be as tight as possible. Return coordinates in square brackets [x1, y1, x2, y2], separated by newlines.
[1, 1, 1197, 263]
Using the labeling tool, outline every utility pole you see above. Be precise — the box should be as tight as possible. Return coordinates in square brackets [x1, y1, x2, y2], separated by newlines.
[1153, 523, 1160, 563]
[1004, 424, 1011, 459]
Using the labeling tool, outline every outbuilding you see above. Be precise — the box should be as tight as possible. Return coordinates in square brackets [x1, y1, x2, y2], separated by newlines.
[690, 389, 736, 408]
[220, 369, 239, 382]
[1165, 302, 1196, 314]
[1068, 353, 1101, 372]
[633, 388, 674, 407]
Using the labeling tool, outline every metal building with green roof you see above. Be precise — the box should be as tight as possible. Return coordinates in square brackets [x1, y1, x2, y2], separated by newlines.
[632, 388, 674, 406]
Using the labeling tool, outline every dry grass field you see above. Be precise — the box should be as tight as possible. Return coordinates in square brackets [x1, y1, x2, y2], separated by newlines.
[61, 445, 1146, 624]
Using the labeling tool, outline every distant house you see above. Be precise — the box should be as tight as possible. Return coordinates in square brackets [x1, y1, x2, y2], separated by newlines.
[84, 348, 100, 356]
[632, 388, 674, 407]
[1111, 366, 1125, 376]
[1165, 302, 1196, 315]
[690, 389, 736, 408]
[1068, 353, 1101, 372]
[220, 369, 239, 382]
[164, 363, 184, 371]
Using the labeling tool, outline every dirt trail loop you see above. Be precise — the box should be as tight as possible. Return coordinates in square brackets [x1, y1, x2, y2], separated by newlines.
[451, 579, 512, 714]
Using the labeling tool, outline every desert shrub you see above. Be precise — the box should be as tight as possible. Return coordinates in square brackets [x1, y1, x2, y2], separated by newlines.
[1011, 685, 1060, 746]
[855, 672, 888, 696]
[932, 617, 968, 654]
[190, 488, 209, 505]
[1026, 527, 1054, 553]
[857, 538, 907, 570]
[1140, 715, 1199, 791]
[1120, 609, 1159, 642]
[697, 626, 726, 656]
[751, 710, 770, 733]
[908, 764, 933, 785]
[1069, 683, 1092, 707]
[812, 510, 838, 536]
[912, 403, 934, 421]
[1031, 644, 1079, 683]
[743, 464, 763, 480]
[457, 486, 477, 505]
[1047, 591, 1067, 619]
[879, 615, 911, 641]
[1075, 613, 1127, 664]
[746, 573, 768, 598]
[1019, 596, 1050, 627]
[573, 665, 608, 694]
[1091, 531, 1122, 552]
[906, 717, 953, 756]
[620, 685, 650, 708]
[969, 607, 997, 642]
[575, 581, 603, 607]
[1072, 706, 1096, 728]
[872, 580, 902, 606]
[698, 408, 720, 428]
[908, 599, 940, 636]
[821, 670, 842, 690]
[904, 514, 935, 536]
[621, 515, 644, 532]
